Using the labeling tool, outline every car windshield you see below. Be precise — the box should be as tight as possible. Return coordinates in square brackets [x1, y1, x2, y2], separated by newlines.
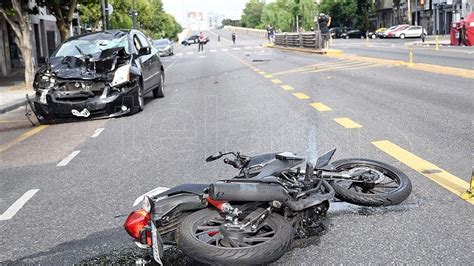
[52, 33, 130, 58]
[154, 40, 170, 46]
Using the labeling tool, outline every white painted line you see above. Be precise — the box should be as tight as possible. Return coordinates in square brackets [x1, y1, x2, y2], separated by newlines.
[0, 189, 39, 220]
[91, 128, 105, 138]
[255, 46, 263, 49]
[232, 47, 241, 50]
[186, 52, 194, 55]
[57, 150, 81, 167]
[221, 48, 228, 51]
[210, 49, 217, 52]
[175, 52, 183, 56]
[198, 55, 207, 59]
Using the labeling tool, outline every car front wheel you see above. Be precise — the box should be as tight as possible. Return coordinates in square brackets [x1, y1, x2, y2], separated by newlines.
[153, 71, 164, 98]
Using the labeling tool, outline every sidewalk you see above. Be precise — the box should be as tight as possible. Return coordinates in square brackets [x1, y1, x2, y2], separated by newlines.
[0, 70, 34, 114]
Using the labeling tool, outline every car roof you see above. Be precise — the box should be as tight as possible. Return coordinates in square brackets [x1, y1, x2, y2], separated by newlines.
[66, 30, 131, 42]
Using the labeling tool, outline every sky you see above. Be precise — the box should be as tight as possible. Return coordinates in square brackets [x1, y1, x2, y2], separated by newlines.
[162, 0, 254, 25]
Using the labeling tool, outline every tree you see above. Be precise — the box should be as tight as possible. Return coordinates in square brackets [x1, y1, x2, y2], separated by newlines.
[261, 0, 295, 32]
[355, 0, 371, 31]
[35, 0, 78, 42]
[296, 0, 317, 30]
[318, 0, 356, 28]
[240, 0, 264, 28]
[78, 0, 102, 31]
[0, 0, 36, 86]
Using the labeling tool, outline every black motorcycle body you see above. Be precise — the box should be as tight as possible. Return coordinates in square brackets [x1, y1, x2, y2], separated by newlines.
[124, 149, 411, 265]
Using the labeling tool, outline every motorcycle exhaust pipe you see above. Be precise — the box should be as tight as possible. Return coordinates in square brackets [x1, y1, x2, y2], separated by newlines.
[209, 180, 335, 211]
[209, 182, 292, 203]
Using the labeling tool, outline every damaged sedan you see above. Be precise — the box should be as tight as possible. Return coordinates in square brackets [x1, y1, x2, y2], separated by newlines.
[28, 30, 164, 124]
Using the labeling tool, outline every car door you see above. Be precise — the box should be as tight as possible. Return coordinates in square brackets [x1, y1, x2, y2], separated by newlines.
[136, 32, 161, 92]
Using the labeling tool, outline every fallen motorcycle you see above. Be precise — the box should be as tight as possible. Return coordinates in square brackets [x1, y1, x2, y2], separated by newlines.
[123, 149, 412, 265]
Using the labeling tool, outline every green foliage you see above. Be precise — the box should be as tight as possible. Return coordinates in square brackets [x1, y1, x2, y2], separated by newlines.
[240, 0, 264, 28]
[318, 0, 356, 28]
[79, 0, 102, 30]
[261, 0, 295, 32]
[107, 0, 181, 40]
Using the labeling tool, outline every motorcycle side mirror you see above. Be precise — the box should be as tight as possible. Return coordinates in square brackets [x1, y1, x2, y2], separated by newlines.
[315, 148, 337, 169]
[205, 152, 223, 162]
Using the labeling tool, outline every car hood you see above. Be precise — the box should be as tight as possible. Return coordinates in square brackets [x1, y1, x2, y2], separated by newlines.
[43, 47, 130, 80]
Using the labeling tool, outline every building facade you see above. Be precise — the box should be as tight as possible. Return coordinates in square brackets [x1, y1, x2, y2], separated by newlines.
[375, 0, 472, 35]
[0, 0, 78, 77]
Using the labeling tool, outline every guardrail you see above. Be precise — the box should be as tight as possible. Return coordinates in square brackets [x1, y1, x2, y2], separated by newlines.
[223, 26, 267, 39]
[275, 32, 323, 49]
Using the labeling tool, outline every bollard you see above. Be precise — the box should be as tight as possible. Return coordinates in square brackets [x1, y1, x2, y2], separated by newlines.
[460, 170, 474, 200]
[408, 47, 413, 66]
[366, 35, 369, 47]
[435, 35, 439, 50]
[329, 34, 333, 48]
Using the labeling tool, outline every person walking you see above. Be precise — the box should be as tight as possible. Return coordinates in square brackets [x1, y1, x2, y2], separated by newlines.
[318, 13, 331, 50]
[198, 32, 205, 52]
[231, 31, 236, 45]
[269, 26, 275, 43]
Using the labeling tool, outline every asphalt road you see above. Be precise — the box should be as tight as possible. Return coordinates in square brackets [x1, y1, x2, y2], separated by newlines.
[0, 30, 472, 264]
[331, 37, 474, 69]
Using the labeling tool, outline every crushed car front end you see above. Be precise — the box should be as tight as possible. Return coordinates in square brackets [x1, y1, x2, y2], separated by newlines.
[28, 31, 142, 124]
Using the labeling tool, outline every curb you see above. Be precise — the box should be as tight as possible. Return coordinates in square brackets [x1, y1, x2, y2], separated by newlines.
[265, 44, 344, 56]
[0, 96, 28, 114]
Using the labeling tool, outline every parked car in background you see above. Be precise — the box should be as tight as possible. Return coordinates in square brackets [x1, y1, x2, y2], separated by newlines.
[181, 35, 209, 46]
[380, 26, 397, 38]
[28, 30, 165, 124]
[153, 39, 174, 56]
[393, 26, 427, 39]
[330, 27, 350, 39]
[386, 25, 410, 38]
[341, 29, 366, 39]
[368, 28, 386, 39]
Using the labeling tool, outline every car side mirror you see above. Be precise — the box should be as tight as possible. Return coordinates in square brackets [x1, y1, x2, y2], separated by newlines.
[138, 47, 151, 56]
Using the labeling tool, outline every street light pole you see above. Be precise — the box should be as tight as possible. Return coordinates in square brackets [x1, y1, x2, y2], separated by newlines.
[104, 0, 109, 30]
[407, 0, 412, 24]
[132, 0, 137, 29]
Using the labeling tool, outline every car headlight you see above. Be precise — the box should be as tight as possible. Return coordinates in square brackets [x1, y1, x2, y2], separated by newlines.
[111, 64, 131, 87]
[37, 74, 56, 89]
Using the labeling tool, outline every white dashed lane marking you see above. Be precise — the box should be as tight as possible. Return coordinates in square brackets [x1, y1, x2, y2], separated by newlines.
[91, 128, 105, 138]
[0, 189, 39, 221]
[57, 150, 81, 167]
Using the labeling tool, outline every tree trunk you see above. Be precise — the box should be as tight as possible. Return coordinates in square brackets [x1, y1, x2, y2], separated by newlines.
[57, 20, 70, 42]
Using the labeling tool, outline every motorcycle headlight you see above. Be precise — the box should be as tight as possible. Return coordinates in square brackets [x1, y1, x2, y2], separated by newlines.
[111, 64, 131, 87]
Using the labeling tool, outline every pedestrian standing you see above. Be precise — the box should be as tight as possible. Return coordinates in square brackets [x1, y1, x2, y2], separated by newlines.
[232, 31, 236, 45]
[459, 17, 466, 46]
[318, 13, 331, 50]
[269, 26, 275, 43]
[198, 32, 205, 52]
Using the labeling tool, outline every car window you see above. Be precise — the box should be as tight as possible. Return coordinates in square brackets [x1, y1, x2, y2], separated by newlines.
[136, 33, 150, 48]
[133, 35, 142, 51]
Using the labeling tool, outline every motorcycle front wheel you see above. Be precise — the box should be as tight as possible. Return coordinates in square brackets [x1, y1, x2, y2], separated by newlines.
[330, 158, 412, 207]
[177, 208, 293, 265]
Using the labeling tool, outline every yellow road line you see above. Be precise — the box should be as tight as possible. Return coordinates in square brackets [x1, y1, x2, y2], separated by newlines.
[280, 85, 295, 91]
[372, 140, 473, 205]
[264, 74, 273, 78]
[271, 79, 282, 84]
[258, 71, 266, 75]
[0, 125, 49, 153]
[270, 59, 348, 76]
[310, 102, 332, 112]
[333, 117, 362, 129]
[305, 62, 378, 73]
[292, 92, 311, 100]
[0, 120, 28, 124]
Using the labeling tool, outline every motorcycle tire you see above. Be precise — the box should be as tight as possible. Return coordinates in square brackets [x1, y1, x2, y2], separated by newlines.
[177, 208, 294, 265]
[330, 158, 412, 207]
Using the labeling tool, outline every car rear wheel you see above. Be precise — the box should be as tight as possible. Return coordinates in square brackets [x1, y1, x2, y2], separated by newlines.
[153, 72, 164, 98]
[345, 36, 349, 39]
[400, 34, 405, 39]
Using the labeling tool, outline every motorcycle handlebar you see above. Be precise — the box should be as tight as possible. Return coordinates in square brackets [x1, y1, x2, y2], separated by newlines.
[223, 158, 240, 169]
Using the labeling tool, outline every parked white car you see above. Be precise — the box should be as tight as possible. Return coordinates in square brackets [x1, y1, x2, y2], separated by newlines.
[394, 26, 427, 39]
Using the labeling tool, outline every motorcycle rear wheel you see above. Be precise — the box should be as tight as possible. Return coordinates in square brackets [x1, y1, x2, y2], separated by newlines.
[177, 208, 293, 265]
[330, 158, 412, 206]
